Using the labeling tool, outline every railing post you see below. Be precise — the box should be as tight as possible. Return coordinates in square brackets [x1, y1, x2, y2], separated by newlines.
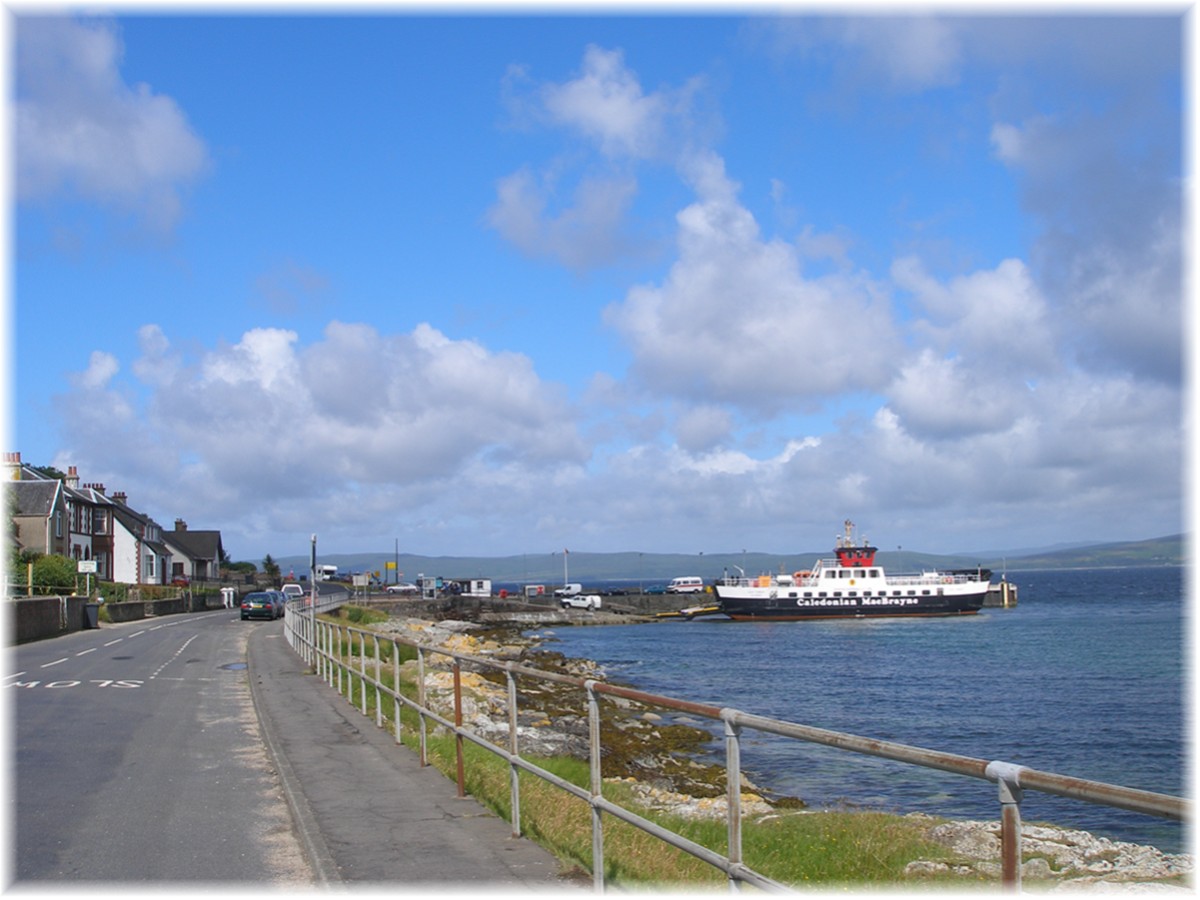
[393, 638, 402, 744]
[360, 629, 368, 716]
[586, 680, 605, 893]
[507, 667, 521, 838]
[723, 711, 744, 891]
[336, 624, 344, 697]
[453, 659, 466, 798]
[374, 634, 382, 728]
[417, 646, 428, 766]
[986, 760, 1025, 891]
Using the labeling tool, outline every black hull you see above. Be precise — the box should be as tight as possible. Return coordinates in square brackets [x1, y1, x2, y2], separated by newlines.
[714, 588, 986, 621]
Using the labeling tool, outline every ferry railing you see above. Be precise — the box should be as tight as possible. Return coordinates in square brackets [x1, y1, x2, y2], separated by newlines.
[283, 609, 1188, 892]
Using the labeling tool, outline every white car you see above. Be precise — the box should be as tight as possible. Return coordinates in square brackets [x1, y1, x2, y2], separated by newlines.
[560, 594, 602, 611]
[386, 583, 418, 594]
[280, 584, 305, 601]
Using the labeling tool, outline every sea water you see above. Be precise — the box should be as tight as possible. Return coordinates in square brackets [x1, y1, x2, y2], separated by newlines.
[537, 567, 1190, 853]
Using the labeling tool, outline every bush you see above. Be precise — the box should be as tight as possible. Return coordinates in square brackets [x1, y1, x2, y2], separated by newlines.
[30, 554, 78, 595]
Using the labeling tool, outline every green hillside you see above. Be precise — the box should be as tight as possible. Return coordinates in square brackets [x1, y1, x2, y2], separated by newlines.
[273, 534, 1184, 585]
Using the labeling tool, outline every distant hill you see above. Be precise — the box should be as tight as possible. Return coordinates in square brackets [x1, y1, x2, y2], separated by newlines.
[273, 534, 1184, 585]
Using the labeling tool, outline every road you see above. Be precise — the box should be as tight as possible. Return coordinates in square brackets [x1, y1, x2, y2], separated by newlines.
[8, 608, 313, 886]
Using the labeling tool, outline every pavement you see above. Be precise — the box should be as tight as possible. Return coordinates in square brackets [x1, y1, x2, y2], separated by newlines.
[246, 621, 582, 890]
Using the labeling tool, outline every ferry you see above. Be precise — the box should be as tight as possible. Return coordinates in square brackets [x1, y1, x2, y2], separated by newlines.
[713, 520, 992, 621]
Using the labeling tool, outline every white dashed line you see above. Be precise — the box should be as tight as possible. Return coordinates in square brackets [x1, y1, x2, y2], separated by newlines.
[75, 648, 96, 656]
[40, 658, 68, 669]
[103, 639, 123, 647]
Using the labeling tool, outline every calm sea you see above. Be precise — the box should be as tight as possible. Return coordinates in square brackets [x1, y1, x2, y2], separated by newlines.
[535, 567, 1190, 853]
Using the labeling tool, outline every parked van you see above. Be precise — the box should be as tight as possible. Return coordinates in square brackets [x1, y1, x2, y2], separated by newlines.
[667, 576, 705, 594]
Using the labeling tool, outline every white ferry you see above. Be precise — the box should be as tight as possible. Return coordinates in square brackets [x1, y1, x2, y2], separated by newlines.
[712, 520, 992, 621]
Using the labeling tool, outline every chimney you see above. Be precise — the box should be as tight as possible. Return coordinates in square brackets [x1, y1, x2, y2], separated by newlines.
[5, 451, 20, 480]
[112, 491, 127, 506]
[175, 519, 187, 532]
[66, 466, 79, 489]
[83, 483, 106, 496]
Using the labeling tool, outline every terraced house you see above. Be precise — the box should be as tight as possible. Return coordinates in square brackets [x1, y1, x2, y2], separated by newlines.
[5, 452, 223, 586]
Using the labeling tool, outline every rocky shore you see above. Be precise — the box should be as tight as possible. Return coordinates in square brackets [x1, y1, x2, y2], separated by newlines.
[363, 614, 1192, 890]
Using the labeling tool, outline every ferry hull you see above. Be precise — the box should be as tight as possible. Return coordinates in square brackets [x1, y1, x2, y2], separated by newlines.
[713, 586, 988, 621]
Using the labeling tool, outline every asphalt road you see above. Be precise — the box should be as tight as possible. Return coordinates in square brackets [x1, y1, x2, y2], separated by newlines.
[8, 609, 313, 886]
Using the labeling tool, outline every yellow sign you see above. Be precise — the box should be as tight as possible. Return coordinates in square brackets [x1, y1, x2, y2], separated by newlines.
[385, 561, 396, 570]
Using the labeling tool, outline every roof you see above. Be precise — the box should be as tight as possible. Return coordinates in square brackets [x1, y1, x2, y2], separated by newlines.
[164, 529, 224, 562]
[5, 480, 62, 517]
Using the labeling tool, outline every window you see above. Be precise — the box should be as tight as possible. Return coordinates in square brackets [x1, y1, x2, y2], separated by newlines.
[54, 511, 62, 538]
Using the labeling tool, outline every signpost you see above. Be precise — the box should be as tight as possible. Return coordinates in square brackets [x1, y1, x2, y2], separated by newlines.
[77, 559, 97, 597]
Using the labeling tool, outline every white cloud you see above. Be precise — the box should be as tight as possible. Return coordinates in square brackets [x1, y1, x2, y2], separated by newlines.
[486, 167, 640, 270]
[52, 322, 587, 555]
[16, 16, 209, 230]
[540, 45, 668, 160]
[606, 151, 898, 413]
[488, 44, 706, 270]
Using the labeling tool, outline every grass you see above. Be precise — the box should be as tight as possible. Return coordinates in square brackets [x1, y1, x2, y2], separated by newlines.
[313, 609, 987, 889]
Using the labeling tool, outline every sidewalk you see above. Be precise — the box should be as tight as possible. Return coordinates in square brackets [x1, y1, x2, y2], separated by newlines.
[246, 623, 580, 889]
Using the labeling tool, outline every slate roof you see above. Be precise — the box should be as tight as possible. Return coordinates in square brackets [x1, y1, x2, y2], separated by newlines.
[6, 480, 62, 517]
[166, 529, 223, 562]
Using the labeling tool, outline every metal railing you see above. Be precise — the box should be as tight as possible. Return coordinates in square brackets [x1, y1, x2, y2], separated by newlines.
[282, 607, 1188, 892]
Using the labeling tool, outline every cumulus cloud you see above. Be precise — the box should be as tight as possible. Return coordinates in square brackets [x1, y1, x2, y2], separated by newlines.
[53, 323, 586, 554]
[486, 167, 640, 270]
[606, 151, 898, 413]
[488, 44, 706, 270]
[16, 16, 209, 230]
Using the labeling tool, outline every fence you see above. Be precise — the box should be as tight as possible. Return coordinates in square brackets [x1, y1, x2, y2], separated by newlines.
[282, 603, 1188, 891]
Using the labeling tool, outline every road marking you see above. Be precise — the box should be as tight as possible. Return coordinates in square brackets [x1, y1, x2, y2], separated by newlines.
[40, 658, 68, 669]
[2, 672, 27, 682]
[129, 631, 145, 638]
[75, 648, 96, 656]
[150, 634, 198, 680]
[103, 639, 123, 646]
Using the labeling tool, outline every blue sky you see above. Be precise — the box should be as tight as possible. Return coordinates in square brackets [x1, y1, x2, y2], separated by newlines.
[9, 9, 1186, 562]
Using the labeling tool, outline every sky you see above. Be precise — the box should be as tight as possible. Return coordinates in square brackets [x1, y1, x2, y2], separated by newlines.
[7, 5, 1189, 563]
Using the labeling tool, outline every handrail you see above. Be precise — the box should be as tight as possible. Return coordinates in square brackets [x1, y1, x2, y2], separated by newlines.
[283, 608, 1188, 892]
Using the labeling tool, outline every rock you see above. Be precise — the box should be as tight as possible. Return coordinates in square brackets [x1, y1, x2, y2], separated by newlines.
[912, 819, 1192, 889]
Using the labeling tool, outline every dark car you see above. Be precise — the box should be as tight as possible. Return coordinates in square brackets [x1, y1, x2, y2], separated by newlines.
[643, 585, 668, 595]
[241, 591, 279, 621]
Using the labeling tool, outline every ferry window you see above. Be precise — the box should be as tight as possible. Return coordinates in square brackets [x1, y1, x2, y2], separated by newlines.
[870, 569, 880, 577]
[855, 569, 866, 578]
[922, 589, 931, 596]
[937, 588, 944, 596]
[848, 591, 857, 597]
[892, 591, 901, 596]
[818, 592, 826, 598]
[803, 592, 813, 598]
[833, 591, 842, 597]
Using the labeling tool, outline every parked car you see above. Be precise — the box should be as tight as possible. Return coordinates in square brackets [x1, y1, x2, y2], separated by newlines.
[560, 594, 602, 611]
[386, 583, 418, 594]
[171, 575, 190, 587]
[667, 576, 705, 593]
[267, 590, 289, 618]
[554, 583, 583, 597]
[643, 585, 668, 595]
[241, 591, 279, 621]
[281, 583, 305, 602]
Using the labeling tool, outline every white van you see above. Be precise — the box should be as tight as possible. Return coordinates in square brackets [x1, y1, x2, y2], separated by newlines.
[667, 576, 705, 594]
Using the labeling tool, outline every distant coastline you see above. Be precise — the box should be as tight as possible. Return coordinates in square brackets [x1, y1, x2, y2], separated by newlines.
[276, 534, 1184, 585]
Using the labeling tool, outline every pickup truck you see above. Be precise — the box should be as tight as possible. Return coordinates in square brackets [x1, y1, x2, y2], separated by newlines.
[559, 594, 602, 611]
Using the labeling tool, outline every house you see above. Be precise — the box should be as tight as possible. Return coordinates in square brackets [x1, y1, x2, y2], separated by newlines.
[162, 519, 224, 584]
[4, 453, 220, 587]
[108, 491, 172, 586]
[7, 477, 70, 558]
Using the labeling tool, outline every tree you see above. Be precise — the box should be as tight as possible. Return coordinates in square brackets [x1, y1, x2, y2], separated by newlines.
[262, 554, 281, 587]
